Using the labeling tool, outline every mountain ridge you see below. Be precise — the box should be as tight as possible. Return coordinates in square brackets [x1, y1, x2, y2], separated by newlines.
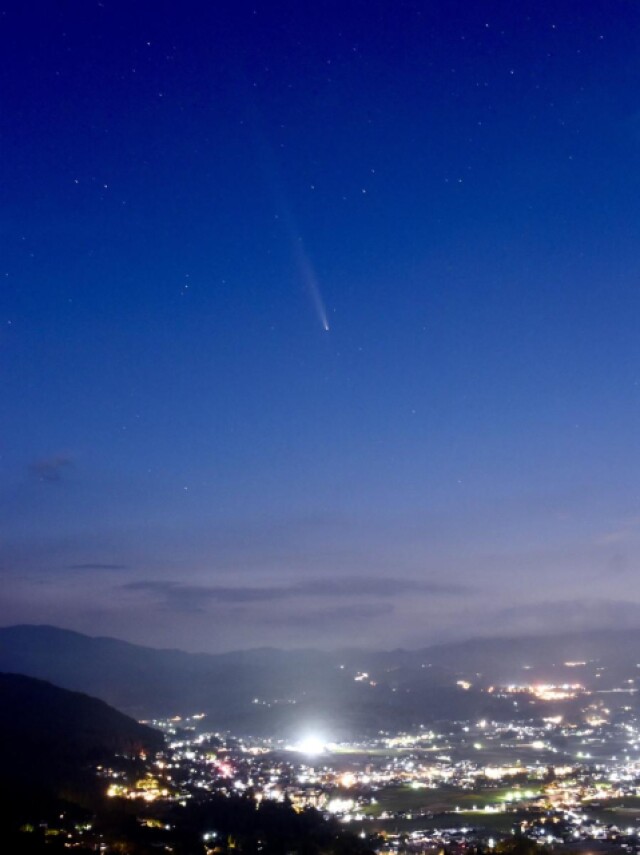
[3, 623, 640, 736]
[8, 620, 640, 657]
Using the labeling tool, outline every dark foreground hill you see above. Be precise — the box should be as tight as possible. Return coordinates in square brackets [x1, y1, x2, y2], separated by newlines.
[0, 672, 163, 850]
[0, 673, 373, 855]
[0, 672, 162, 800]
[2, 624, 640, 735]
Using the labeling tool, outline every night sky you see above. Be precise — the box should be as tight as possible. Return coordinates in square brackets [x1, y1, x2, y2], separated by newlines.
[3, 1, 640, 652]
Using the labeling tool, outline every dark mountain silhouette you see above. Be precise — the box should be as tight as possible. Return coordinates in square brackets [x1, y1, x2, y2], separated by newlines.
[1, 624, 640, 735]
[0, 673, 375, 855]
[0, 672, 163, 848]
[0, 672, 163, 773]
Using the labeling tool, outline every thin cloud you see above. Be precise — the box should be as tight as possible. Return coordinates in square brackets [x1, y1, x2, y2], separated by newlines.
[68, 563, 128, 571]
[300, 577, 465, 596]
[594, 514, 640, 546]
[124, 581, 284, 608]
[264, 602, 394, 627]
[122, 576, 466, 612]
[28, 455, 74, 483]
[483, 599, 640, 637]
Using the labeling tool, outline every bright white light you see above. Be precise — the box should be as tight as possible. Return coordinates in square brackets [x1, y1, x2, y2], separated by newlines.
[295, 736, 325, 756]
[327, 797, 354, 814]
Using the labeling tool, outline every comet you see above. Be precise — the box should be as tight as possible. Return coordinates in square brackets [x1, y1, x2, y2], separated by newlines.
[293, 238, 330, 332]
[245, 117, 330, 331]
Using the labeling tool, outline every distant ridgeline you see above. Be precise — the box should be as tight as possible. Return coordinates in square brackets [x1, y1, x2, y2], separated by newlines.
[1, 624, 640, 736]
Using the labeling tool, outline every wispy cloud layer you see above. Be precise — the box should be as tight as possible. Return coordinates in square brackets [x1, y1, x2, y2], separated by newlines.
[68, 563, 128, 571]
[122, 575, 465, 612]
[28, 455, 74, 483]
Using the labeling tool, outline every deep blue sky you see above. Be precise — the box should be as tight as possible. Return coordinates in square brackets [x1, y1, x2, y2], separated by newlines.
[2, 0, 640, 651]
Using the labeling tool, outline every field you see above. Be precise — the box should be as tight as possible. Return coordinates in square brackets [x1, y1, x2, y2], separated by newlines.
[582, 796, 640, 828]
[358, 811, 522, 835]
[356, 792, 640, 838]
[364, 784, 541, 817]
